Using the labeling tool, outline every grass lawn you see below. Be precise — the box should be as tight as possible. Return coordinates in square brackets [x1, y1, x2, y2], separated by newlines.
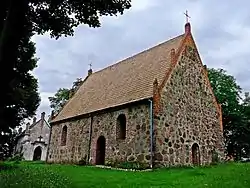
[0, 162, 250, 188]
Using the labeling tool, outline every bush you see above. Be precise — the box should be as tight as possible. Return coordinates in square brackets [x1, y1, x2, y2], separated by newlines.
[211, 150, 220, 165]
[7, 153, 24, 162]
[117, 161, 149, 170]
[104, 159, 149, 170]
[78, 156, 87, 166]
[105, 158, 119, 167]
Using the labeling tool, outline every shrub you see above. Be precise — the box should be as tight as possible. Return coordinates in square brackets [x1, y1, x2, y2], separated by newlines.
[7, 153, 24, 162]
[211, 150, 220, 165]
[104, 159, 149, 170]
[78, 155, 87, 166]
[105, 158, 119, 167]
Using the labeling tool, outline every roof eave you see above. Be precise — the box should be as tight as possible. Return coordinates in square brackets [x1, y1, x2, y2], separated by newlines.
[50, 96, 153, 124]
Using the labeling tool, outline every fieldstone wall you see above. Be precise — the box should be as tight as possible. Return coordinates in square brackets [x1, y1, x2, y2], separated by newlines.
[90, 104, 151, 164]
[48, 43, 224, 167]
[48, 103, 151, 165]
[48, 118, 91, 163]
[154, 45, 224, 167]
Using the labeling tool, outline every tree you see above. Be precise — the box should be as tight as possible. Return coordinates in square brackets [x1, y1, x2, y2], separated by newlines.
[49, 78, 83, 114]
[243, 92, 250, 106]
[208, 68, 250, 159]
[49, 88, 71, 114]
[0, 0, 132, 135]
[0, 18, 40, 130]
[208, 68, 242, 114]
[0, 0, 132, 70]
[0, 16, 40, 158]
[0, 128, 19, 160]
[72, 78, 83, 92]
[240, 92, 250, 157]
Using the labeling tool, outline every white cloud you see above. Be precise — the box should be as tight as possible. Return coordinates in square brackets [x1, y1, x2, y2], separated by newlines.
[40, 92, 54, 108]
[130, 0, 156, 11]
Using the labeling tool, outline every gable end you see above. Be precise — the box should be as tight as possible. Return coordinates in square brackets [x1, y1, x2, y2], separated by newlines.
[155, 26, 223, 131]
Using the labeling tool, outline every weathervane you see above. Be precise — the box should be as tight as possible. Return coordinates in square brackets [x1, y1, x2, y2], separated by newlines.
[184, 10, 191, 23]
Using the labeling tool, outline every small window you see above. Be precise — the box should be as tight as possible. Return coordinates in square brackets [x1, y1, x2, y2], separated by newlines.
[61, 125, 67, 146]
[116, 114, 126, 140]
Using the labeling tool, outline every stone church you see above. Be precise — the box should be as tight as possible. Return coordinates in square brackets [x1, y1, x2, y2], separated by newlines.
[14, 112, 51, 161]
[48, 22, 224, 167]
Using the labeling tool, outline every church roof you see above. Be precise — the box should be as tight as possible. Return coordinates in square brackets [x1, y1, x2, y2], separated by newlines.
[52, 33, 186, 123]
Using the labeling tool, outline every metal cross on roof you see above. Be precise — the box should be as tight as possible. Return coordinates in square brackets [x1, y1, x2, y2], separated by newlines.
[88, 62, 92, 69]
[184, 10, 191, 23]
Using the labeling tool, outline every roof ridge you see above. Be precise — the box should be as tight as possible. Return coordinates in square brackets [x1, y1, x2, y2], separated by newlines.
[91, 34, 185, 76]
[29, 119, 41, 129]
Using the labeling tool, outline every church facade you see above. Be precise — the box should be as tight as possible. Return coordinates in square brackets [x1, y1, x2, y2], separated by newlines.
[15, 112, 51, 161]
[48, 23, 224, 167]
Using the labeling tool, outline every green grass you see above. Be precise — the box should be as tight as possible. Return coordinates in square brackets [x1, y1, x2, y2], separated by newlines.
[0, 162, 250, 188]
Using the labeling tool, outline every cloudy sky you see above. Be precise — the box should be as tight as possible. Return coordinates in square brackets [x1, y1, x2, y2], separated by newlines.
[31, 0, 250, 120]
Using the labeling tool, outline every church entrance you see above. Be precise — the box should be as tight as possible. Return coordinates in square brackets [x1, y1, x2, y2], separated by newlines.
[191, 143, 200, 165]
[95, 136, 106, 165]
[33, 146, 42, 161]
